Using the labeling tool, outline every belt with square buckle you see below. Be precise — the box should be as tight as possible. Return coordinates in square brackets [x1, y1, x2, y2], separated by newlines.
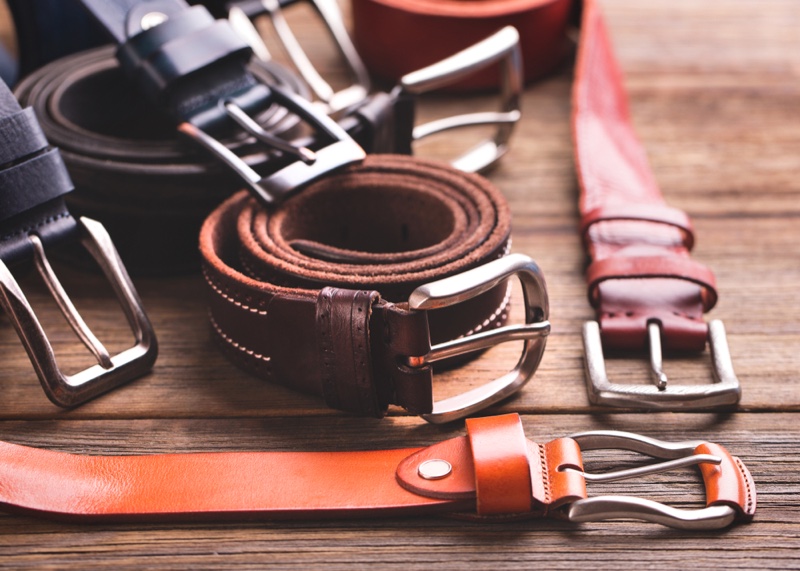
[200, 155, 550, 422]
[0, 413, 756, 528]
[0, 77, 157, 407]
[572, 0, 741, 409]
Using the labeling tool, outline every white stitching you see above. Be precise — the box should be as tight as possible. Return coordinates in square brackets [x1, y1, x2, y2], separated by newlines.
[460, 280, 513, 338]
[203, 270, 268, 316]
[209, 314, 271, 362]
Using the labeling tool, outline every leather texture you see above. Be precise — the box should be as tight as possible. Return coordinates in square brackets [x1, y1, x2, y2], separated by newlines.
[350, 0, 575, 89]
[199, 154, 513, 417]
[573, 0, 718, 352]
[0, 413, 755, 523]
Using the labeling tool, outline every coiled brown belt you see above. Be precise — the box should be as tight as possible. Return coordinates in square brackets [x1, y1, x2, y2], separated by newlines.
[200, 155, 550, 421]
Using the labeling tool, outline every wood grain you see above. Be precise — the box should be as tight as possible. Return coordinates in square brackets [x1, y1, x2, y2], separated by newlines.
[1, 0, 799, 568]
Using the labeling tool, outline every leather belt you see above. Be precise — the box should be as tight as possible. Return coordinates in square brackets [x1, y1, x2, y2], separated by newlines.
[0, 77, 157, 407]
[200, 154, 550, 422]
[573, 0, 741, 408]
[0, 413, 756, 528]
[350, 0, 575, 89]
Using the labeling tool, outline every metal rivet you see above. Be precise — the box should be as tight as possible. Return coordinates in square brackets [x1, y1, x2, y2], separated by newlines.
[141, 12, 168, 30]
[418, 459, 452, 480]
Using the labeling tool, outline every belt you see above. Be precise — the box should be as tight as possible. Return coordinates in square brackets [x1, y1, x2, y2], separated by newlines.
[16, 3, 523, 274]
[0, 77, 157, 407]
[350, 0, 576, 89]
[200, 154, 550, 422]
[0, 413, 756, 528]
[573, 0, 741, 408]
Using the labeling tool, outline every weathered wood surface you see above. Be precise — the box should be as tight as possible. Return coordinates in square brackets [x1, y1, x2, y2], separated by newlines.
[0, 0, 799, 568]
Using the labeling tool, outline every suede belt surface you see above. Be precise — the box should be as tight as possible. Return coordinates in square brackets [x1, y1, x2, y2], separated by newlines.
[199, 154, 513, 417]
[0, 413, 756, 523]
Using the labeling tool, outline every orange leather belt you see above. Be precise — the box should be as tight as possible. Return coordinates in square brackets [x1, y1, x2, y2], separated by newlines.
[572, 0, 741, 408]
[0, 414, 756, 528]
[200, 154, 551, 422]
[350, 0, 575, 89]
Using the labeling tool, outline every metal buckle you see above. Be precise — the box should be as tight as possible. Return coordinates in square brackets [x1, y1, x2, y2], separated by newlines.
[582, 320, 741, 409]
[565, 431, 738, 530]
[178, 84, 366, 206]
[398, 26, 523, 174]
[228, 0, 371, 113]
[406, 253, 550, 424]
[0, 217, 157, 407]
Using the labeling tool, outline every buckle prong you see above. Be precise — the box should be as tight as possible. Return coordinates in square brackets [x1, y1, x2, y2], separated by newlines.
[406, 253, 549, 424]
[223, 102, 316, 164]
[582, 319, 741, 409]
[566, 431, 737, 530]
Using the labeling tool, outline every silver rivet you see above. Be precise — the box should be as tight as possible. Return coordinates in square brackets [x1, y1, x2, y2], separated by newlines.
[141, 12, 168, 30]
[418, 459, 452, 480]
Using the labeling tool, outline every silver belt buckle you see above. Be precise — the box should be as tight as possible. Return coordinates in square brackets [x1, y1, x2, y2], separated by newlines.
[582, 320, 741, 409]
[228, 0, 371, 114]
[406, 253, 550, 424]
[565, 430, 741, 530]
[399, 26, 523, 174]
[0, 218, 157, 407]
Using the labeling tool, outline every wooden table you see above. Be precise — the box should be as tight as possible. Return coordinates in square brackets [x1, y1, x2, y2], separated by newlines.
[1, 0, 798, 568]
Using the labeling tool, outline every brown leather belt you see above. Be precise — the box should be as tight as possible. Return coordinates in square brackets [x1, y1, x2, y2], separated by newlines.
[350, 0, 575, 89]
[0, 413, 756, 528]
[572, 0, 741, 408]
[200, 155, 551, 422]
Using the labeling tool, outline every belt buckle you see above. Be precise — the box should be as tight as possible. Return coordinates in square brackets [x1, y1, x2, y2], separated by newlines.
[406, 253, 550, 424]
[399, 26, 523, 173]
[228, 0, 371, 113]
[0, 217, 157, 407]
[565, 431, 740, 529]
[178, 83, 366, 206]
[582, 320, 741, 409]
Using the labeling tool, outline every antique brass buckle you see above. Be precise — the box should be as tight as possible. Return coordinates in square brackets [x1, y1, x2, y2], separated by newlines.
[398, 26, 523, 173]
[566, 431, 739, 530]
[582, 320, 741, 409]
[406, 253, 550, 424]
[0, 218, 157, 407]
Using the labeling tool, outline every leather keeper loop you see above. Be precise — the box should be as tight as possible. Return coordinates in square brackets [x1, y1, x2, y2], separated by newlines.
[695, 443, 756, 521]
[0, 107, 48, 165]
[466, 414, 532, 515]
[0, 149, 74, 222]
[587, 256, 718, 312]
[316, 287, 382, 417]
[581, 204, 695, 250]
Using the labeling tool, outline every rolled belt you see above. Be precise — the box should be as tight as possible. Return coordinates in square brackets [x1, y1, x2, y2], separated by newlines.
[14, 46, 309, 275]
[200, 155, 551, 419]
[350, 0, 575, 89]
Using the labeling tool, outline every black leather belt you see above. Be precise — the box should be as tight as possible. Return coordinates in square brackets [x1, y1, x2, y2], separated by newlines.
[0, 77, 157, 407]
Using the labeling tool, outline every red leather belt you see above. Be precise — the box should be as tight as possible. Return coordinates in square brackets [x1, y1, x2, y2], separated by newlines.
[350, 0, 575, 89]
[200, 154, 550, 422]
[0, 413, 756, 528]
[573, 0, 741, 408]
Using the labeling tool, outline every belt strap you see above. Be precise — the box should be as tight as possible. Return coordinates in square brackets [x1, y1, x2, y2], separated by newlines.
[0, 413, 756, 528]
[0, 78, 157, 407]
[350, 0, 575, 89]
[200, 154, 551, 421]
[573, 0, 740, 407]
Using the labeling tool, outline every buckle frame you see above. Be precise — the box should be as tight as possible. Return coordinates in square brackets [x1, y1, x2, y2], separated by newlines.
[228, 0, 371, 113]
[565, 431, 738, 530]
[399, 26, 523, 174]
[0, 217, 157, 407]
[406, 253, 550, 424]
[178, 84, 366, 206]
[582, 319, 741, 409]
